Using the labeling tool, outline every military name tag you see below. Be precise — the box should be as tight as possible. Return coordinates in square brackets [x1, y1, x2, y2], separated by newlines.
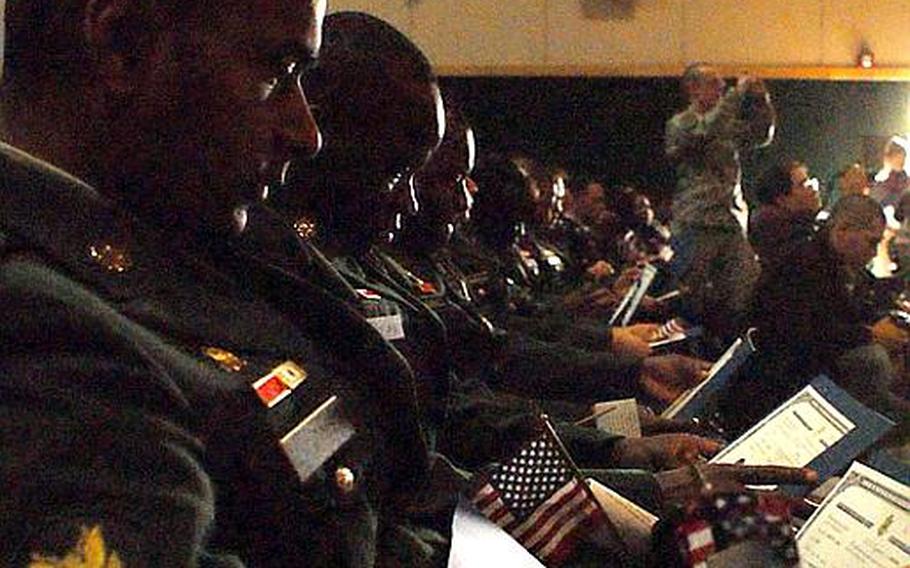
[280, 395, 356, 483]
[253, 360, 308, 408]
[367, 314, 406, 341]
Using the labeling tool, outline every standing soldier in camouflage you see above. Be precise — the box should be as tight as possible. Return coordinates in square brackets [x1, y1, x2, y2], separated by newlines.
[665, 63, 776, 342]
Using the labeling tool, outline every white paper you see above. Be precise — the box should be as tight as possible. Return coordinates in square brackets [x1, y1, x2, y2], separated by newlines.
[710, 385, 855, 470]
[448, 498, 545, 568]
[587, 479, 658, 557]
[593, 399, 641, 438]
[797, 462, 910, 568]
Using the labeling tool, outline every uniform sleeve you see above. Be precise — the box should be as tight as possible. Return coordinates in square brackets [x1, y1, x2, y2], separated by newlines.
[492, 331, 642, 403]
[665, 113, 706, 164]
[0, 258, 241, 567]
[706, 89, 775, 151]
[738, 90, 776, 149]
[666, 92, 742, 163]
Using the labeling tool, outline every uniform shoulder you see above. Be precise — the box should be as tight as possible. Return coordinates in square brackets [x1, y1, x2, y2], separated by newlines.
[0, 142, 126, 270]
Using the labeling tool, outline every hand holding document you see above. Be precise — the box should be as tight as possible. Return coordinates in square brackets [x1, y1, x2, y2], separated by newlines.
[797, 462, 909, 568]
[661, 330, 756, 421]
[609, 263, 658, 326]
[709, 377, 896, 492]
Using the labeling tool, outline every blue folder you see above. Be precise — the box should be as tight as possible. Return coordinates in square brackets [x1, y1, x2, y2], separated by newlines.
[777, 375, 896, 495]
[661, 330, 756, 422]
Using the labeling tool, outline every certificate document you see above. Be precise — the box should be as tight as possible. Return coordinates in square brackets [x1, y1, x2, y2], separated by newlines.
[797, 462, 909, 567]
[710, 385, 855, 468]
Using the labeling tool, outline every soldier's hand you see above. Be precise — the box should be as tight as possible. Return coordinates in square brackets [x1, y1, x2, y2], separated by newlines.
[612, 325, 657, 359]
[639, 354, 711, 403]
[612, 266, 642, 296]
[638, 406, 717, 437]
[655, 463, 818, 509]
[735, 74, 757, 95]
[586, 260, 615, 281]
[611, 434, 721, 471]
[626, 323, 661, 342]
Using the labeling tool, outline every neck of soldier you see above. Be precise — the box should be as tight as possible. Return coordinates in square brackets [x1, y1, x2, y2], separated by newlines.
[396, 216, 450, 258]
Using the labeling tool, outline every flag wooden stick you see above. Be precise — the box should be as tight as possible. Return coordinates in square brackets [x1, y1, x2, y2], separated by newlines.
[540, 414, 632, 563]
[573, 405, 618, 427]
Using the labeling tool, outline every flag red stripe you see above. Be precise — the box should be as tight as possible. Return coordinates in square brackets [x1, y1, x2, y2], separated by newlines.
[534, 500, 599, 560]
[526, 491, 592, 552]
[512, 479, 585, 541]
[472, 484, 499, 510]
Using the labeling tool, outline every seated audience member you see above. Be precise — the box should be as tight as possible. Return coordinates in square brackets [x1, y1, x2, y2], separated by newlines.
[837, 162, 871, 199]
[728, 196, 907, 430]
[0, 1, 438, 565]
[749, 160, 821, 266]
[871, 136, 910, 210]
[545, 170, 616, 283]
[571, 179, 627, 265]
[619, 188, 674, 265]
[273, 12, 452, 451]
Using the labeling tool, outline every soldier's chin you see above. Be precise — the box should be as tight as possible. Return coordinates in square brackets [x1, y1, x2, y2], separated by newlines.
[257, 162, 293, 201]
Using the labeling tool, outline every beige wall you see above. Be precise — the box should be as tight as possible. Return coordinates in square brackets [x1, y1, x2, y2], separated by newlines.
[327, 0, 910, 76]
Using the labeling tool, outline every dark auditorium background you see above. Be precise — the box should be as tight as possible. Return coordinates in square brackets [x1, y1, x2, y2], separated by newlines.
[443, 76, 910, 206]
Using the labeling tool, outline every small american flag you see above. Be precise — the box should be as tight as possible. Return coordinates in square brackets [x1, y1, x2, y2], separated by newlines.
[468, 423, 611, 566]
[655, 317, 688, 340]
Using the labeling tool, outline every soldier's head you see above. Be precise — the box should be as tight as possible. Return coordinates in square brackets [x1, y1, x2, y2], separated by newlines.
[882, 136, 908, 173]
[756, 160, 821, 215]
[2, 0, 326, 236]
[632, 193, 656, 227]
[827, 195, 885, 268]
[399, 101, 476, 254]
[471, 154, 537, 249]
[836, 163, 870, 198]
[682, 63, 725, 112]
[281, 12, 444, 254]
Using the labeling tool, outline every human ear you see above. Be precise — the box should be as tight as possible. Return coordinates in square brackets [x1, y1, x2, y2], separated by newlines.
[83, 0, 169, 93]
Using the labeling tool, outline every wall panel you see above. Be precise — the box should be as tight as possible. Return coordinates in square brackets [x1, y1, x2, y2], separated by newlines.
[327, 0, 910, 76]
[547, 0, 683, 66]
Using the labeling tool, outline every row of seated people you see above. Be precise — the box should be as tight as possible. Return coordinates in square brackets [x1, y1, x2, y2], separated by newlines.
[0, 4, 858, 567]
[266, 13, 827, 566]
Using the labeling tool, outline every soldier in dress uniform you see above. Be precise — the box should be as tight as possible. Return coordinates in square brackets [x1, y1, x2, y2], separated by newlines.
[0, 1, 434, 566]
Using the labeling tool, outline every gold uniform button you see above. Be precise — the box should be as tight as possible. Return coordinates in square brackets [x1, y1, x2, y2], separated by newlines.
[334, 466, 356, 494]
[293, 216, 318, 240]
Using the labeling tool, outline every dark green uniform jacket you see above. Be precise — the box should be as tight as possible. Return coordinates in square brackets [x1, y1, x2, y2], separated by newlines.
[381, 243, 643, 404]
[0, 144, 429, 567]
